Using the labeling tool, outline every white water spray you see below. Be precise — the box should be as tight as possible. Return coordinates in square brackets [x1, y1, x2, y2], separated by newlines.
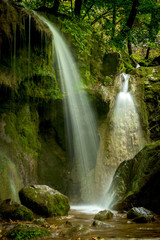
[34, 13, 99, 203]
[112, 73, 143, 162]
[102, 73, 144, 208]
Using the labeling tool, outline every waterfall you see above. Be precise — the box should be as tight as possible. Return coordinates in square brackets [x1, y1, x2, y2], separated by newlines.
[112, 73, 143, 162]
[34, 13, 99, 203]
[103, 73, 144, 208]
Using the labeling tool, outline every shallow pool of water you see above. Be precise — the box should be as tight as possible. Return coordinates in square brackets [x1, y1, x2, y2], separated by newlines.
[45, 206, 160, 240]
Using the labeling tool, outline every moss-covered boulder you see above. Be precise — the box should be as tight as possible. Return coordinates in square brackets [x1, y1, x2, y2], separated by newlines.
[94, 210, 113, 221]
[127, 207, 155, 223]
[5, 223, 51, 239]
[0, 199, 34, 221]
[101, 53, 121, 76]
[108, 141, 160, 214]
[19, 185, 70, 217]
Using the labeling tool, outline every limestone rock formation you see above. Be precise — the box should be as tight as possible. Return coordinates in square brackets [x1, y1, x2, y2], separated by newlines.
[19, 185, 70, 217]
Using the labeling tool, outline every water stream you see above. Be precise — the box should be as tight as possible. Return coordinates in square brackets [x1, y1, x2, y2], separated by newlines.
[112, 73, 143, 161]
[34, 13, 99, 203]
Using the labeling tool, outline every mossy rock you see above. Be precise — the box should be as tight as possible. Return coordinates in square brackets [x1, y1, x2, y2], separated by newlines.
[108, 141, 160, 214]
[64, 225, 90, 237]
[127, 207, 155, 223]
[94, 210, 113, 221]
[0, 199, 34, 221]
[19, 185, 70, 217]
[5, 223, 51, 239]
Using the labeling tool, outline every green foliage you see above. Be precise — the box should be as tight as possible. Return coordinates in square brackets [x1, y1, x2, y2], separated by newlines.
[6, 224, 50, 240]
[60, 18, 95, 56]
[21, 0, 54, 9]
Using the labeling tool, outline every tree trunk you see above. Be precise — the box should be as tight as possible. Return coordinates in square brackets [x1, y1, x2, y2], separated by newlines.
[52, 0, 60, 15]
[145, 47, 150, 59]
[125, 0, 139, 30]
[127, 39, 132, 55]
[116, 0, 139, 43]
[74, 0, 82, 17]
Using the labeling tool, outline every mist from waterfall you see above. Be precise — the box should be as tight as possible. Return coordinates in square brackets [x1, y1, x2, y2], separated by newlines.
[34, 13, 99, 203]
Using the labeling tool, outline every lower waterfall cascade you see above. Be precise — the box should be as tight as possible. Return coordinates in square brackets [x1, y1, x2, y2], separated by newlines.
[103, 72, 145, 208]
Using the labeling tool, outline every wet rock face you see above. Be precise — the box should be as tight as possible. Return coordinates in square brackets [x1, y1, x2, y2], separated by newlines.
[19, 185, 70, 217]
[134, 66, 160, 141]
[0, 1, 69, 200]
[108, 141, 160, 214]
[127, 207, 155, 223]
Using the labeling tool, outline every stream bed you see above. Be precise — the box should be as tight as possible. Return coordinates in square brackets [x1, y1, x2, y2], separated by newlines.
[0, 206, 160, 239]
[46, 206, 160, 240]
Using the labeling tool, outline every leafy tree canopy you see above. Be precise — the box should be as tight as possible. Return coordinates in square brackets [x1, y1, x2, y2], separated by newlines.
[12, 0, 160, 59]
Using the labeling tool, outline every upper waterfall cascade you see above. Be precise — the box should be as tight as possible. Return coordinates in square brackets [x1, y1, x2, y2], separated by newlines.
[34, 12, 99, 203]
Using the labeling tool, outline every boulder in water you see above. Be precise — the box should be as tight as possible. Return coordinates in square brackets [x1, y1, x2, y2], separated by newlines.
[0, 199, 34, 221]
[92, 220, 114, 228]
[127, 207, 155, 223]
[108, 141, 160, 214]
[19, 185, 70, 217]
[94, 210, 113, 221]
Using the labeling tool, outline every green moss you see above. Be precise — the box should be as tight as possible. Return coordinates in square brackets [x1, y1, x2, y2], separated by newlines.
[4, 105, 41, 154]
[14, 206, 34, 221]
[19, 186, 70, 217]
[94, 210, 113, 220]
[5, 224, 51, 240]
[118, 52, 135, 73]
[0, 200, 34, 221]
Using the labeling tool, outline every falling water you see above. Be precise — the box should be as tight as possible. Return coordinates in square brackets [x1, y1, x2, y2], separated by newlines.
[112, 73, 143, 161]
[102, 73, 144, 208]
[34, 13, 99, 203]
